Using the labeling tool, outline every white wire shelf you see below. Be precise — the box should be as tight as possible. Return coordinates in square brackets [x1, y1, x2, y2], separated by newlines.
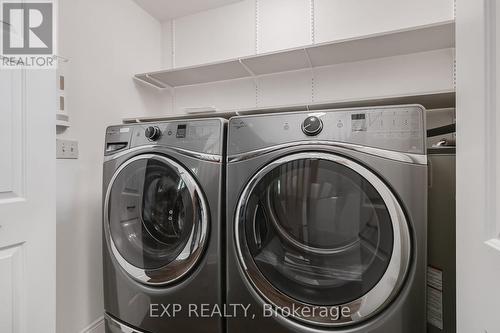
[134, 21, 455, 89]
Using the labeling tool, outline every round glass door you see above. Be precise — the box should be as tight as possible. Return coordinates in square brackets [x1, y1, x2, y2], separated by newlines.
[105, 154, 208, 286]
[235, 152, 411, 326]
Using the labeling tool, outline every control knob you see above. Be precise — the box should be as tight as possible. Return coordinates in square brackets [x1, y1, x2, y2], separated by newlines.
[302, 116, 323, 136]
[145, 126, 161, 141]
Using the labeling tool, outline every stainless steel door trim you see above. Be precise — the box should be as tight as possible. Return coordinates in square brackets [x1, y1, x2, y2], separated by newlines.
[105, 313, 145, 333]
[104, 154, 209, 286]
[264, 185, 360, 255]
[105, 144, 222, 162]
[227, 141, 427, 165]
[234, 152, 412, 327]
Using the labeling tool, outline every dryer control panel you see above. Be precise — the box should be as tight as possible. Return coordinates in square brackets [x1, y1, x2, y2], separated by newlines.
[228, 105, 425, 156]
[104, 118, 225, 156]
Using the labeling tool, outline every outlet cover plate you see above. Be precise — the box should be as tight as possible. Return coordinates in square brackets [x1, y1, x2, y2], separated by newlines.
[56, 139, 79, 159]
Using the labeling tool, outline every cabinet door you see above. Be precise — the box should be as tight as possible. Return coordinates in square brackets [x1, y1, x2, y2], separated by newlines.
[0, 68, 56, 333]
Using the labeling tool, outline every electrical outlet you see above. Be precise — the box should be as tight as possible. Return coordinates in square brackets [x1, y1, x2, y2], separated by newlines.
[57, 139, 79, 159]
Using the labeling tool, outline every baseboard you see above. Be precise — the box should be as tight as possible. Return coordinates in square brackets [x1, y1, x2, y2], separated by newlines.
[80, 316, 105, 333]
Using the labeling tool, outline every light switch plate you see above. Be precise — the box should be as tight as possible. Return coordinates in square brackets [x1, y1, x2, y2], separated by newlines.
[56, 139, 79, 159]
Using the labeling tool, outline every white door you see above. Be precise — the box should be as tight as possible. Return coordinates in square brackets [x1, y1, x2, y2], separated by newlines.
[456, 0, 500, 332]
[0, 67, 56, 333]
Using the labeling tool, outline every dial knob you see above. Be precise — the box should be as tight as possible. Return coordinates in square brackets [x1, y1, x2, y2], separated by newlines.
[145, 126, 161, 141]
[302, 116, 323, 136]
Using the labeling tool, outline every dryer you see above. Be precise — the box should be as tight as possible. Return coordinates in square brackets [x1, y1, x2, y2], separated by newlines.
[102, 118, 225, 333]
[226, 105, 427, 332]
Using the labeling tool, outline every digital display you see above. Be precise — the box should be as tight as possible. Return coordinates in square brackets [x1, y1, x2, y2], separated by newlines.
[351, 113, 366, 120]
[351, 113, 367, 132]
[176, 124, 187, 138]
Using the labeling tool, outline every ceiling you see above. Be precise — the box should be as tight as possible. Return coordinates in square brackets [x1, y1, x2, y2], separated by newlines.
[134, 0, 244, 21]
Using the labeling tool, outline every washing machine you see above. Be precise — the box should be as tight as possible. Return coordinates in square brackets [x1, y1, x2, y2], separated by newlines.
[226, 105, 427, 332]
[102, 118, 225, 333]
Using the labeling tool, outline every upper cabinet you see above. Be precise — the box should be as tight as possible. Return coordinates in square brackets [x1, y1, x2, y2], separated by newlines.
[315, 0, 454, 43]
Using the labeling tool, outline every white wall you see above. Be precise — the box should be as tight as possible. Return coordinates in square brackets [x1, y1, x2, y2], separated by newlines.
[314, 0, 454, 42]
[161, 21, 174, 68]
[164, 0, 454, 67]
[173, 0, 256, 67]
[56, 1, 170, 332]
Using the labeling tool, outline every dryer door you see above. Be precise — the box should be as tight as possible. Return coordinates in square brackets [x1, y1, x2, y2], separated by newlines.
[105, 154, 209, 286]
[235, 152, 411, 327]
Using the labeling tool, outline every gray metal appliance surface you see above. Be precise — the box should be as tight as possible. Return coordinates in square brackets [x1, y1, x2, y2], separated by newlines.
[102, 118, 225, 333]
[226, 105, 427, 332]
[427, 147, 456, 333]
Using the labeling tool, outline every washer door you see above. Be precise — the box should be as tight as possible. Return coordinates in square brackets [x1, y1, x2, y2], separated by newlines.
[235, 152, 411, 327]
[105, 154, 208, 286]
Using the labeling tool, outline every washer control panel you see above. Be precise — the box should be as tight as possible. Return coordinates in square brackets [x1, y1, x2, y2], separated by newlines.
[228, 105, 425, 156]
[105, 118, 225, 156]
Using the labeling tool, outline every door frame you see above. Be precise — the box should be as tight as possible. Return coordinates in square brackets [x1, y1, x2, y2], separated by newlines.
[456, 0, 500, 331]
